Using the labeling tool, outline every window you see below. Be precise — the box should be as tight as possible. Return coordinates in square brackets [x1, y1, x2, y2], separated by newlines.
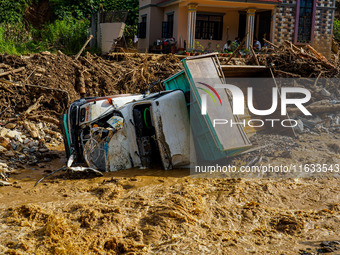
[162, 14, 174, 38]
[137, 16, 147, 38]
[295, 0, 316, 43]
[195, 14, 223, 40]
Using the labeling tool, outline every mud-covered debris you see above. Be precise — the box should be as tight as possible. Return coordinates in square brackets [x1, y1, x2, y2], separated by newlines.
[0, 121, 63, 182]
[0, 53, 182, 120]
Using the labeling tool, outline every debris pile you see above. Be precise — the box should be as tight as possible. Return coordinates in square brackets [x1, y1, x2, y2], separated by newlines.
[0, 52, 182, 120]
[251, 40, 339, 78]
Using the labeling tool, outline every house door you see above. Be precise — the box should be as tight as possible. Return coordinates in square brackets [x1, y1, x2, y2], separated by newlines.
[257, 10, 272, 45]
[238, 12, 246, 40]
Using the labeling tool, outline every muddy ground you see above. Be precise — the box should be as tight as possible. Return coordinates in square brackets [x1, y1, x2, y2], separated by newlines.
[0, 131, 339, 255]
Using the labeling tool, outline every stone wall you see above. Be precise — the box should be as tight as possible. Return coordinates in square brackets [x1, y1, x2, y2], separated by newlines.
[273, 0, 335, 59]
[273, 0, 296, 45]
[313, 0, 334, 59]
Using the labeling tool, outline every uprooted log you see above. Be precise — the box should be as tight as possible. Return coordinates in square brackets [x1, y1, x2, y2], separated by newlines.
[263, 38, 278, 49]
[75, 35, 93, 60]
[0, 67, 25, 77]
[306, 44, 336, 70]
[77, 69, 86, 96]
[23, 95, 44, 116]
[27, 115, 59, 125]
[274, 70, 301, 78]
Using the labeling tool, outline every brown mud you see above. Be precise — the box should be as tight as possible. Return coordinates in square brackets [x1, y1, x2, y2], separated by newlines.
[0, 132, 339, 255]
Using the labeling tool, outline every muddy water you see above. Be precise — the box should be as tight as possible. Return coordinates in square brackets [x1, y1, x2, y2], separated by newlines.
[1, 133, 340, 254]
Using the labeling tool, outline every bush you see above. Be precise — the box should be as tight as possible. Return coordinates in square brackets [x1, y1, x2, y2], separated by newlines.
[0, 23, 33, 55]
[334, 19, 340, 41]
[36, 18, 90, 54]
[0, 18, 89, 55]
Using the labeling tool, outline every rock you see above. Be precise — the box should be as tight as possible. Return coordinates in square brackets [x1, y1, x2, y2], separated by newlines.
[321, 88, 331, 97]
[39, 148, 49, 153]
[0, 162, 8, 170]
[327, 143, 340, 154]
[14, 144, 24, 152]
[0, 136, 11, 150]
[28, 147, 38, 153]
[0, 145, 7, 153]
[18, 155, 26, 161]
[23, 122, 40, 139]
[6, 130, 20, 139]
[11, 143, 17, 150]
[5, 123, 16, 129]
[4, 151, 15, 157]
[294, 119, 304, 133]
[28, 140, 39, 148]
[0, 128, 8, 137]
[280, 151, 292, 158]
[0, 180, 11, 186]
[299, 117, 318, 129]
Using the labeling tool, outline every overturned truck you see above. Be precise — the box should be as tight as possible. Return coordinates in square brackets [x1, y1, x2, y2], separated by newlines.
[60, 53, 294, 172]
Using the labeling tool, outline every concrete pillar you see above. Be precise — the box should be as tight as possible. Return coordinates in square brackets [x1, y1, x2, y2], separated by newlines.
[245, 9, 256, 49]
[187, 3, 198, 50]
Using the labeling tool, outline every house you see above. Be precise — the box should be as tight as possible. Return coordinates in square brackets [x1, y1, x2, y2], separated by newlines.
[137, 0, 335, 58]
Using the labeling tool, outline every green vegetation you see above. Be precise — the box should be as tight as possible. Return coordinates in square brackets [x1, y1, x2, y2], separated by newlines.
[36, 18, 90, 54]
[0, 0, 138, 55]
[334, 19, 340, 41]
[0, 0, 33, 24]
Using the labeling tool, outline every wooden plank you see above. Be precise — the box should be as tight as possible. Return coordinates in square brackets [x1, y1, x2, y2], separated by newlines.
[221, 65, 270, 77]
[251, 46, 260, 66]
